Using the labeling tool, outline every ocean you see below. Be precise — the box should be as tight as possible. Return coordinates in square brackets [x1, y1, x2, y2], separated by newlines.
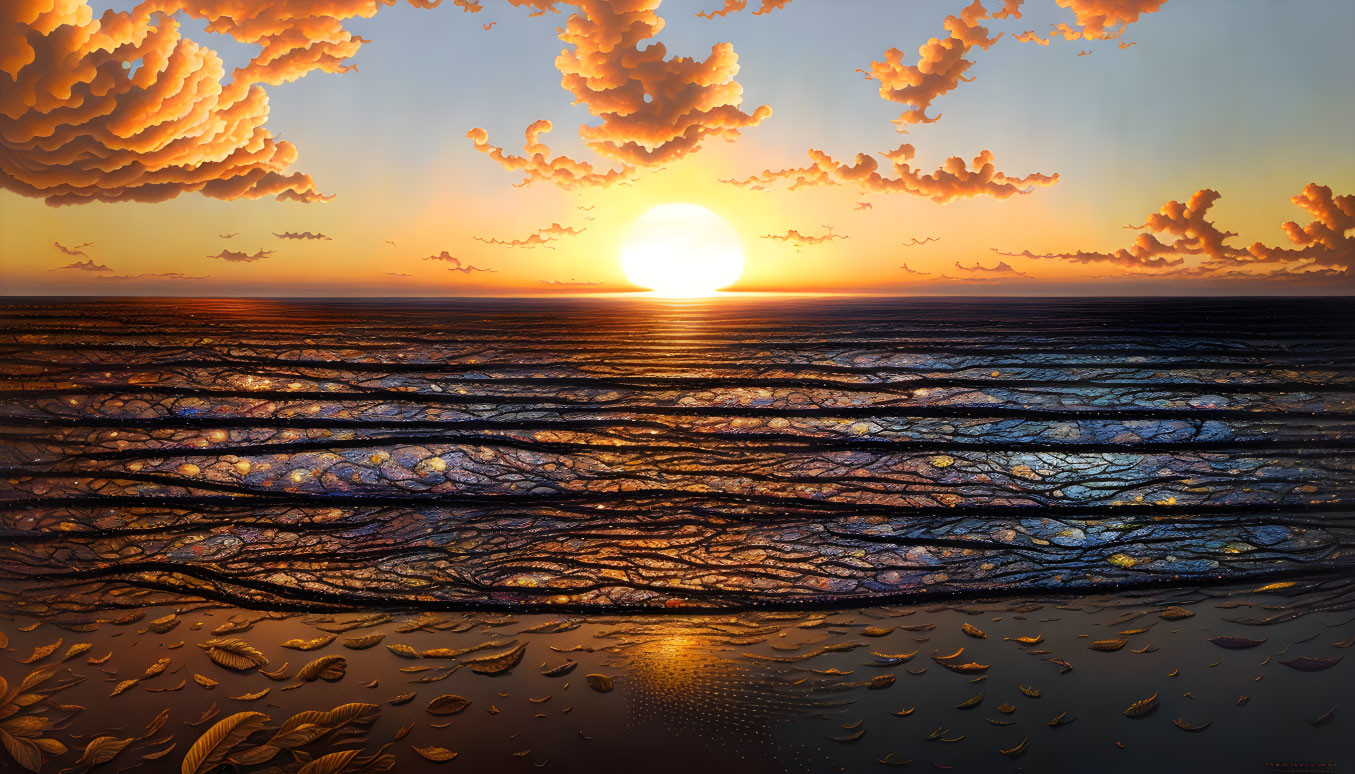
[0, 296, 1351, 772]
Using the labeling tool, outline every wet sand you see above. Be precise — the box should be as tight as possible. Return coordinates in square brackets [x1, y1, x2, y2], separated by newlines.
[1, 580, 1350, 773]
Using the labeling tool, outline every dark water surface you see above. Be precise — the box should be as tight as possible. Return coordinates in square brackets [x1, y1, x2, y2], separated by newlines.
[0, 296, 1352, 772]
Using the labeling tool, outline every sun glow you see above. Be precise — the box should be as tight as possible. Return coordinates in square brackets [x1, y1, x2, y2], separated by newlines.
[620, 203, 745, 297]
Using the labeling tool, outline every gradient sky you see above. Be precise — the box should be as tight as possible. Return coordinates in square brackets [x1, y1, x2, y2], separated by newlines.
[3, 0, 1353, 296]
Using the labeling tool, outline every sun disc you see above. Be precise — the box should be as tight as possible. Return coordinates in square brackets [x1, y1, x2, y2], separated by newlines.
[620, 203, 744, 297]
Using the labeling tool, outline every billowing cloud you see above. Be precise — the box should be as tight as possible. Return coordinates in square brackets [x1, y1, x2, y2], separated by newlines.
[474, 222, 584, 248]
[54, 241, 91, 257]
[208, 249, 272, 263]
[424, 251, 494, 273]
[1050, 0, 1167, 41]
[52, 259, 110, 271]
[1014, 30, 1050, 45]
[695, 0, 792, 19]
[1, 0, 440, 206]
[472, 0, 771, 186]
[274, 232, 332, 240]
[761, 227, 846, 246]
[864, 0, 1012, 129]
[729, 144, 1058, 203]
[995, 184, 1353, 279]
[1242, 184, 1354, 269]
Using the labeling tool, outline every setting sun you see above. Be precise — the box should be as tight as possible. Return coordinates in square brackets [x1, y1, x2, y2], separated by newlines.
[620, 203, 745, 297]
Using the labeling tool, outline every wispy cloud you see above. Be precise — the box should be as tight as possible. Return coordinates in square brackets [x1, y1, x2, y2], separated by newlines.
[954, 260, 1029, 277]
[98, 272, 209, 280]
[54, 241, 92, 258]
[695, 0, 792, 19]
[541, 279, 604, 287]
[274, 232, 332, 240]
[729, 144, 1058, 203]
[761, 227, 847, 246]
[208, 249, 273, 263]
[51, 260, 110, 272]
[424, 251, 494, 273]
[474, 223, 585, 249]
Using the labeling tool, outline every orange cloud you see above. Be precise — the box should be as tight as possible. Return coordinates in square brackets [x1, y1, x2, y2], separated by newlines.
[695, 0, 792, 19]
[467, 121, 632, 190]
[729, 144, 1058, 203]
[1014, 30, 1051, 45]
[473, 0, 770, 186]
[865, 0, 1011, 129]
[474, 222, 584, 248]
[424, 251, 494, 272]
[208, 249, 272, 263]
[541, 278, 603, 286]
[761, 227, 846, 246]
[996, 184, 1353, 279]
[1243, 184, 1354, 269]
[1050, 0, 1166, 41]
[1, 0, 439, 206]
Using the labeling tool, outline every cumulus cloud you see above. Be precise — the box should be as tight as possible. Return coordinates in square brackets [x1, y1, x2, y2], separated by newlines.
[1014, 30, 1051, 45]
[729, 144, 1058, 203]
[274, 232, 332, 240]
[1, 0, 441, 206]
[471, 0, 771, 187]
[695, 0, 792, 19]
[52, 260, 110, 271]
[864, 0, 1011, 129]
[761, 227, 846, 246]
[474, 222, 585, 248]
[994, 188, 1242, 269]
[424, 251, 495, 273]
[54, 241, 91, 257]
[208, 249, 272, 263]
[1050, 0, 1166, 41]
[995, 184, 1353, 280]
[1242, 184, 1354, 269]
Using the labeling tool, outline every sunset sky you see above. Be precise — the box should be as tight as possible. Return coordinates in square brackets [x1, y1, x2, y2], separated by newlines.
[2, 0, 1353, 296]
